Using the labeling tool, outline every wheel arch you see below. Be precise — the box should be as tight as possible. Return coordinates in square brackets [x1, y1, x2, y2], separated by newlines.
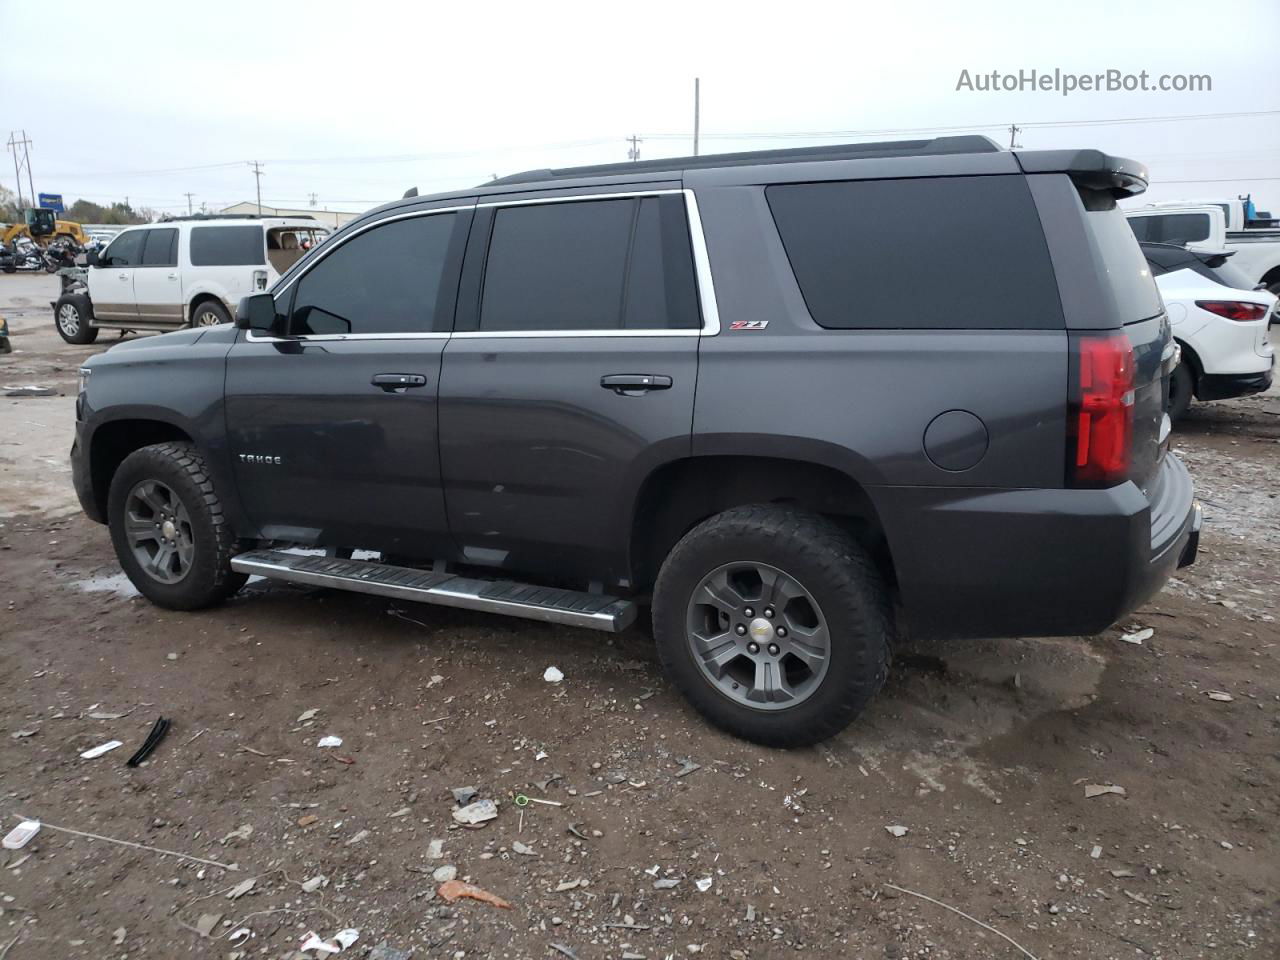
[86, 418, 196, 520]
[627, 454, 897, 597]
[1175, 336, 1204, 392]
[1260, 263, 1280, 294]
[187, 291, 233, 326]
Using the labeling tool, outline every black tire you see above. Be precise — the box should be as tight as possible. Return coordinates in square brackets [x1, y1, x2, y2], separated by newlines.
[107, 442, 247, 610]
[190, 299, 230, 328]
[1168, 360, 1194, 424]
[54, 294, 99, 344]
[652, 505, 891, 747]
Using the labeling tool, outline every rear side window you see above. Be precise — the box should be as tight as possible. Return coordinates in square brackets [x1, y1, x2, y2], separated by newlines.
[1127, 213, 1211, 245]
[479, 196, 701, 332]
[140, 228, 178, 267]
[1077, 188, 1163, 322]
[767, 176, 1063, 330]
[288, 214, 456, 335]
[189, 225, 265, 266]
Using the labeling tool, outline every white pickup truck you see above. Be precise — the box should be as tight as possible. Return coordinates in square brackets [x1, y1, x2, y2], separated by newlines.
[1127, 196, 1280, 294]
[53, 214, 329, 344]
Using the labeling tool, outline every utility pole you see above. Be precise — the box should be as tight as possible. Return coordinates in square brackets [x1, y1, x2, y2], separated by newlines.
[249, 161, 265, 214]
[1008, 124, 1022, 149]
[184, 192, 196, 215]
[308, 192, 318, 208]
[7, 130, 35, 208]
[693, 77, 700, 156]
[626, 135, 643, 162]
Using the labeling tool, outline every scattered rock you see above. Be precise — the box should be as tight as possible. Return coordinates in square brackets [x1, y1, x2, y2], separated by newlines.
[226, 878, 256, 900]
[297, 708, 319, 723]
[654, 877, 680, 890]
[1205, 691, 1234, 702]
[301, 875, 328, 893]
[675, 759, 702, 778]
[195, 913, 222, 937]
[369, 943, 413, 960]
[347, 829, 371, 845]
[543, 666, 564, 683]
[427, 838, 445, 859]
[221, 824, 253, 845]
[512, 840, 539, 857]
[451, 786, 478, 805]
[1090, 845, 1103, 859]
[884, 825, 909, 838]
[432, 865, 458, 883]
[1083, 784, 1127, 799]
[317, 735, 343, 748]
[695, 876, 713, 892]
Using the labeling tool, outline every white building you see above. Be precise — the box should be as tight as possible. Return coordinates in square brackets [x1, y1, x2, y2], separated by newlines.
[220, 202, 363, 228]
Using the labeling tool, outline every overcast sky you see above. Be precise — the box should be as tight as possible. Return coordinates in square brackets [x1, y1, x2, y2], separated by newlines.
[2, 0, 1277, 216]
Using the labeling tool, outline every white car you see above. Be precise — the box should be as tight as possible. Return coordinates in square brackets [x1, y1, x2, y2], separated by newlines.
[52, 215, 329, 344]
[1128, 198, 1280, 295]
[1141, 242, 1275, 421]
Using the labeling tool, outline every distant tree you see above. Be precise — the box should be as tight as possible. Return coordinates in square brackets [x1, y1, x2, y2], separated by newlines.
[64, 198, 150, 225]
[0, 184, 20, 223]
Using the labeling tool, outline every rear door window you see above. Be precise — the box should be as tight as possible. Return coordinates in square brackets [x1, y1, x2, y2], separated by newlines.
[478, 196, 701, 332]
[189, 225, 265, 266]
[140, 228, 178, 267]
[766, 176, 1063, 329]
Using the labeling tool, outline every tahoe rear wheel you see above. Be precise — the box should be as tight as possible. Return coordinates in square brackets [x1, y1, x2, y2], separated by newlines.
[107, 442, 246, 609]
[1168, 360, 1194, 424]
[652, 506, 891, 747]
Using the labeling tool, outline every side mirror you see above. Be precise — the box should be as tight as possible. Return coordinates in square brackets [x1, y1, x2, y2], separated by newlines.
[236, 293, 281, 335]
[86, 249, 101, 267]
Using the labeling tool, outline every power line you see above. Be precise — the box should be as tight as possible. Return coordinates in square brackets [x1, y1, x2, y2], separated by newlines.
[626, 135, 643, 162]
[249, 161, 264, 215]
[6, 130, 35, 207]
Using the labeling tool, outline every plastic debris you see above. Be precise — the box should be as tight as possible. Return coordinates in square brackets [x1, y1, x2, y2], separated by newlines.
[229, 927, 251, 943]
[550, 944, 580, 960]
[1110, 868, 1136, 878]
[1083, 784, 1127, 799]
[297, 708, 319, 723]
[437, 879, 512, 908]
[301, 875, 328, 893]
[221, 824, 253, 844]
[453, 798, 498, 826]
[1090, 845, 1103, 859]
[299, 928, 360, 955]
[676, 759, 702, 778]
[432, 865, 457, 883]
[555, 878, 585, 892]
[885, 824, 909, 837]
[112, 927, 127, 945]
[1120, 627, 1153, 645]
[1205, 691, 1234, 702]
[3, 820, 41, 850]
[226, 878, 256, 900]
[543, 666, 564, 683]
[10, 728, 38, 739]
[80, 740, 123, 759]
[126, 715, 171, 767]
[194, 913, 222, 937]
[317, 735, 343, 748]
[654, 877, 680, 890]
[427, 838, 445, 859]
[512, 840, 539, 856]
[695, 877, 714, 892]
[451, 786, 478, 805]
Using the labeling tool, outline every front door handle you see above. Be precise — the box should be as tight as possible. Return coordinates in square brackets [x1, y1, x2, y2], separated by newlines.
[118, 272, 129, 280]
[372, 373, 427, 392]
[601, 374, 673, 395]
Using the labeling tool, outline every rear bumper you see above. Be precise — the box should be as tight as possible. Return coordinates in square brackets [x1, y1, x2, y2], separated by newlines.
[1197, 365, 1273, 402]
[879, 453, 1198, 640]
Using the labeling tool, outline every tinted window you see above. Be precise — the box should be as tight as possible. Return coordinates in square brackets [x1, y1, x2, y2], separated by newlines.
[102, 230, 144, 267]
[289, 214, 455, 335]
[140, 228, 178, 267]
[480, 197, 700, 332]
[1078, 188, 1163, 322]
[767, 176, 1063, 330]
[189, 225, 265, 266]
[1127, 212, 1211, 245]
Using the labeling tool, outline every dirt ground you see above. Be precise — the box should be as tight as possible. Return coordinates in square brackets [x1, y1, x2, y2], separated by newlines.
[1, 273, 1277, 960]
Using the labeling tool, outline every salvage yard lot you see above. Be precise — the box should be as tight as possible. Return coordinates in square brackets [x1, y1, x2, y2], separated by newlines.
[1, 273, 1276, 958]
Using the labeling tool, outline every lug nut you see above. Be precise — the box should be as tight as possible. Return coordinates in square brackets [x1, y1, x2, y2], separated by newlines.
[764, 607, 774, 618]
[776, 626, 788, 638]
[768, 643, 780, 656]
[735, 624, 747, 636]
[747, 642, 760, 654]
[744, 607, 754, 618]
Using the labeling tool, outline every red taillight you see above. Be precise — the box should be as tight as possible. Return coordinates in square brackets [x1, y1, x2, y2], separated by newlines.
[1069, 334, 1135, 488]
[1195, 300, 1268, 322]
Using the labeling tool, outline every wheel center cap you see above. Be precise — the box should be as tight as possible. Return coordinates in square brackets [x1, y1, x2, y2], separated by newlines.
[748, 617, 773, 643]
[161, 520, 177, 540]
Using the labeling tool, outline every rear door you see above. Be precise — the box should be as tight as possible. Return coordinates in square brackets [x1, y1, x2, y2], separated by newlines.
[186, 224, 268, 314]
[438, 189, 706, 585]
[1126, 206, 1226, 252]
[224, 204, 472, 555]
[89, 228, 144, 322]
[132, 227, 183, 326]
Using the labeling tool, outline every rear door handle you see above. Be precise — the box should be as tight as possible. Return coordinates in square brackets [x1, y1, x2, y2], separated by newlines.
[372, 373, 427, 392]
[601, 374, 673, 395]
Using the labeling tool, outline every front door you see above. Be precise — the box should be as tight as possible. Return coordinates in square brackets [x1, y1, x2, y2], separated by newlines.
[224, 204, 472, 556]
[439, 191, 707, 585]
[132, 227, 183, 326]
[90, 228, 144, 322]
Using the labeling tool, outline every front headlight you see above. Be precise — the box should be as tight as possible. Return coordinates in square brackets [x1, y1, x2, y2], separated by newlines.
[77, 366, 92, 394]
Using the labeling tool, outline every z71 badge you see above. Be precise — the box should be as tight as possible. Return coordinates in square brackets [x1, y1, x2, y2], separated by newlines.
[729, 320, 769, 331]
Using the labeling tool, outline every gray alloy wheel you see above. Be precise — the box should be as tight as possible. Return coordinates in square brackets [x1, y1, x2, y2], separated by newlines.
[123, 479, 196, 584]
[57, 301, 81, 338]
[685, 561, 831, 710]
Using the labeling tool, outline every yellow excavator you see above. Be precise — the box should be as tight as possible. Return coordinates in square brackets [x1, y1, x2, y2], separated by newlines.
[1, 207, 89, 248]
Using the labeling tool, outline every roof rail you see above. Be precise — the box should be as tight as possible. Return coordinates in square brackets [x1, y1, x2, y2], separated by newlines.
[487, 135, 1004, 186]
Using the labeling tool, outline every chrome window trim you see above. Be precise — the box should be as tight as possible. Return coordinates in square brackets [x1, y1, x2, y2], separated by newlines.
[246, 188, 722, 343]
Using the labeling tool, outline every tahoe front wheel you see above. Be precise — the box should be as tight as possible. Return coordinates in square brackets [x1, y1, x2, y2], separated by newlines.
[652, 505, 891, 747]
[107, 442, 246, 609]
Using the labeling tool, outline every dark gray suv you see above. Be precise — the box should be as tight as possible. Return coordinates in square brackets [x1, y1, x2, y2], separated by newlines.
[71, 135, 1199, 746]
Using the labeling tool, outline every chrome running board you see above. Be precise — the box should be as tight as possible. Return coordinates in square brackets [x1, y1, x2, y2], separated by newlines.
[231, 550, 636, 633]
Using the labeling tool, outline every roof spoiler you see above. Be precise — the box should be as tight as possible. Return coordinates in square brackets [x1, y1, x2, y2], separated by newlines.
[1014, 149, 1148, 198]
